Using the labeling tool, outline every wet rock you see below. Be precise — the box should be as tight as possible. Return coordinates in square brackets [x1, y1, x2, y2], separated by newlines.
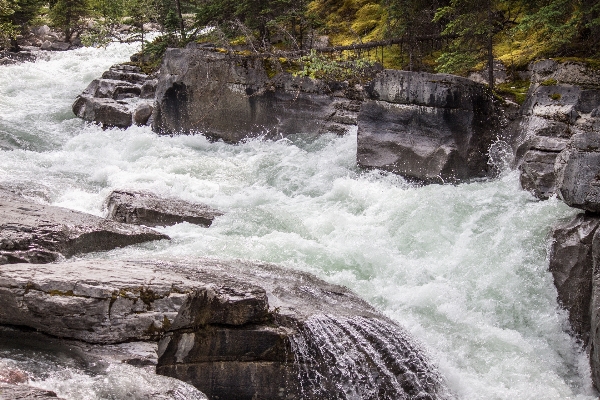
[555, 132, 600, 212]
[0, 188, 168, 264]
[0, 258, 446, 399]
[106, 190, 223, 227]
[152, 48, 371, 142]
[49, 42, 70, 52]
[548, 213, 600, 343]
[72, 64, 154, 128]
[133, 104, 153, 126]
[72, 97, 133, 128]
[357, 70, 498, 183]
[0, 383, 62, 399]
[588, 227, 600, 389]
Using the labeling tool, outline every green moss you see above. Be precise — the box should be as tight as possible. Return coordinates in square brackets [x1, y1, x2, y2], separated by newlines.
[495, 80, 531, 105]
[47, 289, 75, 296]
[541, 78, 558, 86]
[550, 93, 562, 100]
[554, 57, 600, 70]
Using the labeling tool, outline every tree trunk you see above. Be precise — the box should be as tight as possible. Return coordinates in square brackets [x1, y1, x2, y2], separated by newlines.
[174, 0, 186, 41]
[487, 0, 494, 90]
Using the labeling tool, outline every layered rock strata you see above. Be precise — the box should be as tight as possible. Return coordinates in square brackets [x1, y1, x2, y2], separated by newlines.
[0, 258, 447, 400]
[515, 59, 600, 199]
[72, 64, 156, 128]
[106, 190, 223, 227]
[356, 70, 500, 183]
[0, 189, 168, 264]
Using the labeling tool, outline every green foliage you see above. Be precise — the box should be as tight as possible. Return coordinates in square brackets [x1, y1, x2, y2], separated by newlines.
[495, 79, 530, 104]
[293, 49, 376, 82]
[540, 78, 557, 86]
[48, 0, 90, 39]
[549, 92, 561, 100]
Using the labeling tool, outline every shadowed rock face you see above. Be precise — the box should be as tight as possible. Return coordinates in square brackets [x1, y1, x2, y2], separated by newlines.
[548, 213, 600, 343]
[0, 258, 447, 400]
[106, 190, 223, 227]
[555, 132, 600, 212]
[0, 189, 169, 264]
[357, 70, 498, 183]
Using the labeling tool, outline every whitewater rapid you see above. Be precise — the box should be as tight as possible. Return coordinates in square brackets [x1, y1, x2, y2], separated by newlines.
[0, 42, 595, 399]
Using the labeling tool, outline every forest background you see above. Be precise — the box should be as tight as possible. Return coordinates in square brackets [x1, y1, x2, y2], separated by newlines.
[1, 0, 599, 96]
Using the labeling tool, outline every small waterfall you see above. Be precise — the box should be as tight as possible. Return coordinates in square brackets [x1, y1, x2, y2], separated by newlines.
[290, 315, 450, 400]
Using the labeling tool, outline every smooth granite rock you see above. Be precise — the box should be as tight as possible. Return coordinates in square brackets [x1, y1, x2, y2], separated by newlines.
[0, 189, 168, 264]
[106, 190, 223, 227]
[548, 213, 600, 343]
[0, 258, 446, 400]
[555, 132, 600, 212]
[357, 70, 498, 183]
[588, 227, 600, 390]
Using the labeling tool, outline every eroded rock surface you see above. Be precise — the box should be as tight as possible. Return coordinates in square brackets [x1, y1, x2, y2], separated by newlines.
[72, 65, 155, 128]
[0, 258, 447, 400]
[357, 70, 499, 183]
[548, 213, 600, 342]
[152, 47, 373, 142]
[555, 132, 600, 212]
[515, 59, 600, 199]
[106, 190, 223, 227]
[0, 189, 168, 264]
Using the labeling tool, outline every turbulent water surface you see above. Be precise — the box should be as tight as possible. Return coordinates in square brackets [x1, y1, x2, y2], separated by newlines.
[0, 42, 595, 399]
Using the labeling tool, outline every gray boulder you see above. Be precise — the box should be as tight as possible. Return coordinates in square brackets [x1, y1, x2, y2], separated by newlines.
[555, 132, 600, 212]
[0, 189, 168, 264]
[0, 383, 62, 399]
[548, 213, 600, 343]
[0, 258, 447, 399]
[588, 227, 600, 389]
[72, 64, 155, 129]
[152, 48, 369, 142]
[72, 97, 133, 128]
[357, 70, 498, 183]
[106, 190, 223, 227]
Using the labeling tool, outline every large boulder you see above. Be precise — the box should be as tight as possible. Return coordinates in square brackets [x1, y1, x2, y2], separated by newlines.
[72, 64, 154, 128]
[0, 383, 63, 399]
[152, 48, 370, 142]
[515, 60, 600, 199]
[106, 190, 223, 227]
[548, 213, 600, 343]
[0, 258, 447, 400]
[356, 70, 498, 183]
[555, 132, 600, 212]
[0, 189, 168, 264]
[588, 227, 600, 389]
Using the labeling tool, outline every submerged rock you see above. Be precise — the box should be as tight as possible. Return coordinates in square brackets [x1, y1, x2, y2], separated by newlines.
[0, 189, 168, 264]
[357, 70, 499, 183]
[106, 190, 223, 227]
[548, 213, 600, 342]
[0, 258, 447, 400]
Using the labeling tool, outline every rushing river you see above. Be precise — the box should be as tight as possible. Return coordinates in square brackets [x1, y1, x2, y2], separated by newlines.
[0, 42, 596, 399]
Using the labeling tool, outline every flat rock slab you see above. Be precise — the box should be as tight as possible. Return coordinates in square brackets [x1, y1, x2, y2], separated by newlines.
[0, 258, 447, 400]
[106, 190, 223, 227]
[0, 383, 62, 399]
[0, 189, 169, 264]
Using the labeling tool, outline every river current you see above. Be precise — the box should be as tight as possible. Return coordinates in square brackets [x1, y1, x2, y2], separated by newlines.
[0, 42, 596, 399]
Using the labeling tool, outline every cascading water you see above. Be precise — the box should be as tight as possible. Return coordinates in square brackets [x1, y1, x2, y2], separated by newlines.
[0, 41, 596, 399]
